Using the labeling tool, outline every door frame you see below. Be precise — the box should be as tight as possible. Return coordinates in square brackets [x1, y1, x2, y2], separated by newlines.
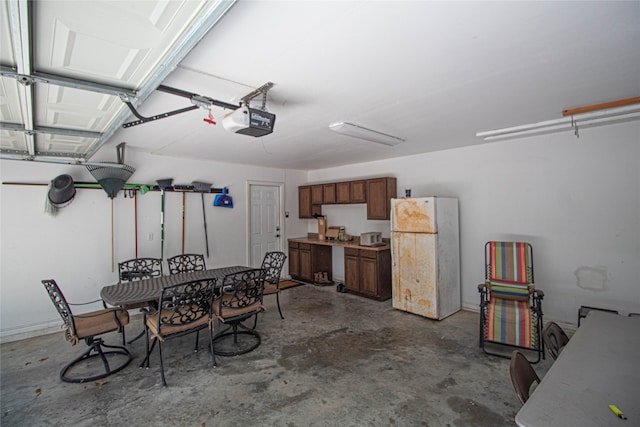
[245, 180, 286, 267]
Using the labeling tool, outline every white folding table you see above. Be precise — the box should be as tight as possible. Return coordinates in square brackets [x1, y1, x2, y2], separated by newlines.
[516, 311, 640, 427]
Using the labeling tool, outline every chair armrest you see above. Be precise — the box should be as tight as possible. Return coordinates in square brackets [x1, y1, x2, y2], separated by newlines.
[68, 298, 108, 309]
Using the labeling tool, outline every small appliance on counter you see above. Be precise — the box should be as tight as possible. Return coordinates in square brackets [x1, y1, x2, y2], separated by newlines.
[360, 231, 383, 246]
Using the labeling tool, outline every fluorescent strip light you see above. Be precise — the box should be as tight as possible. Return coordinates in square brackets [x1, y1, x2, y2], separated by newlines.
[329, 122, 404, 146]
[477, 104, 640, 141]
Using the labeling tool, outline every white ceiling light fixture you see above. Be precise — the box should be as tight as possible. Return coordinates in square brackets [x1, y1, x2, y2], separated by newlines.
[329, 122, 404, 146]
[477, 97, 640, 141]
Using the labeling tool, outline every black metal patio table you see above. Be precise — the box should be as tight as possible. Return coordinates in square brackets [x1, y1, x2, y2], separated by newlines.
[100, 265, 252, 307]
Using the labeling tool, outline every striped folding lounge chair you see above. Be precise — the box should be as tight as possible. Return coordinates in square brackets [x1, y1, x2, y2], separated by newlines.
[478, 241, 545, 363]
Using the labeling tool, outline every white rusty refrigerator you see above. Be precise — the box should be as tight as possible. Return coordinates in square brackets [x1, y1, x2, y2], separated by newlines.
[391, 197, 460, 320]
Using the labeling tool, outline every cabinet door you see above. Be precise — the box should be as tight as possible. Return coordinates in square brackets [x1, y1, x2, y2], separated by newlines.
[366, 178, 396, 220]
[350, 180, 366, 203]
[344, 254, 360, 292]
[298, 186, 312, 218]
[289, 246, 300, 277]
[300, 249, 312, 282]
[336, 182, 350, 204]
[311, 185, 323, 205]
[323, 183, 336, 204]
[359, 256, 379, 296]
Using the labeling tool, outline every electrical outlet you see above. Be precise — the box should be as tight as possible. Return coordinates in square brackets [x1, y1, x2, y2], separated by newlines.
[147, 232, 154, 241]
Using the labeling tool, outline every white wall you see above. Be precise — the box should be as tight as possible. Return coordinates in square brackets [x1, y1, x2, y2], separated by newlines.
[2, 122, 638, 341]
[307, 122, 640, 325]
[0, 151, 308, 342]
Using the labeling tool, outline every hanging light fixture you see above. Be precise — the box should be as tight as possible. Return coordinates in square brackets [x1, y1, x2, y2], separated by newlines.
[329, 122, 404, 146]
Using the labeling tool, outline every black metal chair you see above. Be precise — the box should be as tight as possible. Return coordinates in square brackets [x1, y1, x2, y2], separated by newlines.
[42, 279, 131, 383]
[541, 321, 570, 360]
[478, 242, 545, 363]
[509, 350, 541, 405]
[167, 253, 206, 275]
[212, 269, 266, 360]
[253, 251, 287, 328]
[141, 278, 217, 386]
[118, 257, 163, 343]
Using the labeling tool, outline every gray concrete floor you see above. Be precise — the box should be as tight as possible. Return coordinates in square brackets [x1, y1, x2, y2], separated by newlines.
[1, 284, 552, 426]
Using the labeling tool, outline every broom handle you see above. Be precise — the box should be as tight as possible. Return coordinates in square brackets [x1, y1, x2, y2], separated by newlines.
[181, 192, 185, 255]
[201, 193, 210, 258]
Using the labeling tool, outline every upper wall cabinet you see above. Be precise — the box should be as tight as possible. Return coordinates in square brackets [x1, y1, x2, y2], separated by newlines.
[299, 186, 322, 218]
[298, 177, 396, 220]
[350, 180, 367, 203]
[336, 182, 350, 204]
[323, 183, 336, 204]
[311, 185, 323, 205]
[366, 177, 396, 220]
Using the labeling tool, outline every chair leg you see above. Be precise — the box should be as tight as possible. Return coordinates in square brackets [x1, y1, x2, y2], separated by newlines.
[140, 330, 157, 368]
[194, 330, 200, 352]
[127, 328, 145, 345]
[275, 292, 284, 320]
[209, 327, 217, 367]
[60, 338, 131, 383]
[158, 341, 167, 387]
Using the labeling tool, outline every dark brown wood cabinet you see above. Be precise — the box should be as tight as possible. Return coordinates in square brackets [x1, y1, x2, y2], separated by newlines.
[344, 247, 392, 300]
[350, 180, 367, 203]
[311, 185, 323, 205]
[298, 186, 312, 218]
[288, 241, 300, 276]
[323, 183, 336, 204]
[366, 177, 396, 220]
[289, 241, 332, 283]
[299, 243, 312, 281]
[298, 177, 393, 219]
[298, 186, 322, 218]
[336, 182, 350, 204]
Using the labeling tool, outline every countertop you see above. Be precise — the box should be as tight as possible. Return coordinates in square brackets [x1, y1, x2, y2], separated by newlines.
[289, 234, 390, 251]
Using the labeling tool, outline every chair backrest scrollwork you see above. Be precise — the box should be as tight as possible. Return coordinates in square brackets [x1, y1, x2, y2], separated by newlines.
[260, 251, 287, 285]
[118, 258, 163, 283]
[156, 279, 216, 332]
[219, 269, 267, 317]
[42, 279, 76, 341]
[167, 254, 206, 275]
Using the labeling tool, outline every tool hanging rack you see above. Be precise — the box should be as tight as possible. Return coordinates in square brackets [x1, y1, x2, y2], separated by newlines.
[2, 181, 229, 194]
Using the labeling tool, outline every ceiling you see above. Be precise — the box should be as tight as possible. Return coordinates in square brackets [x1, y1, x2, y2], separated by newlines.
[1, 1, 639, 171]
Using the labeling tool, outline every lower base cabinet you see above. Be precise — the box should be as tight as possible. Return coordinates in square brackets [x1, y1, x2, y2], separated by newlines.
[344, 247, 391, 301]
[289, 241, 332, 283]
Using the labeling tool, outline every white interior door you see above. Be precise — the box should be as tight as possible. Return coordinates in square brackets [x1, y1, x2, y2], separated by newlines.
[249, 184, 282, 267]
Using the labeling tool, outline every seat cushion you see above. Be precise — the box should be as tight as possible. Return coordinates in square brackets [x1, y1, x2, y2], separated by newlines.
[486, 298, 535, 348]
[72, 308, 129, 341]
[213, 294, 264, 321]
[145, 307, 209, 340]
